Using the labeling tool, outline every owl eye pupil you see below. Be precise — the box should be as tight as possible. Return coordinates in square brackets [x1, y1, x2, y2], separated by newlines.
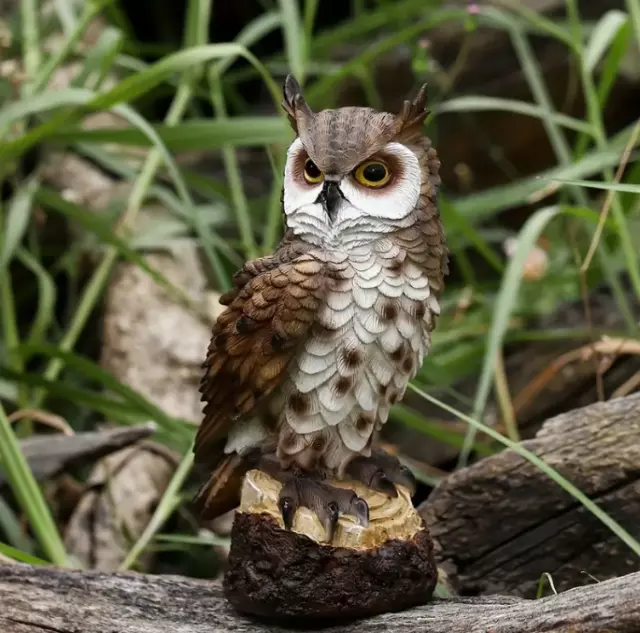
[305, 159, 321, 179]
[363, 163, 387, 182]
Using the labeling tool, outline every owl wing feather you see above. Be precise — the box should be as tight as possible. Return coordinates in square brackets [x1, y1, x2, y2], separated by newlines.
[195, 236, 325, 462]
[193, 236, 327, 517]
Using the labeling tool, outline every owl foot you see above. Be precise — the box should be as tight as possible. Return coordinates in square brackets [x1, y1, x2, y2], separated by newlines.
[277, 476, 370, 543]
[346, 448, 416, 498]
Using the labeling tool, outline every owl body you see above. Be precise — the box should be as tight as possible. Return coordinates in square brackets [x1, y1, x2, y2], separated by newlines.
[194, 76, 447, 519]
[225, 239, 439, 476]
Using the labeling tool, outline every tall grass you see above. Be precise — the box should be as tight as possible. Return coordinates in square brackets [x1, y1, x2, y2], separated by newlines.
[0, 0, 638, 566]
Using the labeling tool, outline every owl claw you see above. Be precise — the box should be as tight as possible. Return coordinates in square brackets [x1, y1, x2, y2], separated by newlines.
[350, 497, 370, 527]
[395, 464, 417, 496]
[371, 472, 398, 498]
[346, 448, 417, 498]
[278, 495, 296, 530]
[276, 477, 369, 543]
[323, 501, 340, 543]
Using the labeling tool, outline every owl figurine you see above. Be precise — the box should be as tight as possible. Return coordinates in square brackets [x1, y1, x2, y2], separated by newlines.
[194, 75, 448, 543]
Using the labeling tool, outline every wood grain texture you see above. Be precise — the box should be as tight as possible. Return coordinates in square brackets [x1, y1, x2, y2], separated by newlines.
[1, 563, 639, 632]
[420, 392, 640, 598]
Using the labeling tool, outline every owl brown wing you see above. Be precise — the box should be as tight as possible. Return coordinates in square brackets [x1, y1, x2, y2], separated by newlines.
[194, 239, 325, 468]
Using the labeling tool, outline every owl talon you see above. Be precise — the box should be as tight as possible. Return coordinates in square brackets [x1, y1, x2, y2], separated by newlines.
[346, 448, 417, 497]
[395, 464, 417, 496]
[278, 495, 297, 530]
[276, 476, 369, 543]
[351, 496, 370, 527]
[371, 472, 398, 498]
[323, 501, 340, 542]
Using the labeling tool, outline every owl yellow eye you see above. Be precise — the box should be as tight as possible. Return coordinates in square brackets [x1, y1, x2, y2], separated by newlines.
[354, 161, 391, 188]
[303, 158, 324, 184]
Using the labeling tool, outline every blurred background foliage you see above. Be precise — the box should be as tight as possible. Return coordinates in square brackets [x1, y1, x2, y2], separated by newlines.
[0, 0, 639, 577]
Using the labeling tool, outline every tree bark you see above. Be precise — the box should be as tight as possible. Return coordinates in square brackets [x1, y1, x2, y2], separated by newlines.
[1, 563, 639, 632]
[420, 392, 640, 597]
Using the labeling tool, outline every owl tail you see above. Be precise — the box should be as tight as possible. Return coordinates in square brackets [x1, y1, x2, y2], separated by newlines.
[192, 451, 253, 520]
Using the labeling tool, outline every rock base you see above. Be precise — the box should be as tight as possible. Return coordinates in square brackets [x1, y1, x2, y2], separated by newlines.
[223, 511, 437, 622]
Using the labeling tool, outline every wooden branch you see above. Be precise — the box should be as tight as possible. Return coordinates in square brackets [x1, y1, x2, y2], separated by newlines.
[1, 563, 639, 632]
[0, 423, 157, 488]
[420, 393, 640, 597]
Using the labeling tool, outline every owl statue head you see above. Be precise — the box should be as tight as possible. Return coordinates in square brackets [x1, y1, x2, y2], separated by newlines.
[281, 74, 441, 251]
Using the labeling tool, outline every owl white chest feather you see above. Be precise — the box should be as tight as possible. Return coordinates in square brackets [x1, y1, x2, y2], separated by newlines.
[276, 244, 436, 471]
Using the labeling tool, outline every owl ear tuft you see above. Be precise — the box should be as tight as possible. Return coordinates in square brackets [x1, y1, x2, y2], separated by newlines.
[282, 74, 314, 134]
[395, 83, 429, 141]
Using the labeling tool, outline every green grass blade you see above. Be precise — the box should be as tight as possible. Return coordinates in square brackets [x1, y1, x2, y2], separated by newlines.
[209, 70, 258, 259]
[278, 0, 306, 82]
[0, 44, 282, 163]
[0, 367, 173, 431]
[310, 0, 459, 56]
[206, 9, 291, 261]
[0, 495, 34, 553]
[307, 9, 467, 105]
[34, 187, 211, 322]
[183, 0, 212, 54]
[20, 0, 41, 94]
[437, 96, 594, 135]
[263, 148, 286, 252]
[0, 401, 67, 565]
[0, 89, 193, 217]
[90, 44, 281, 112]
[16, 248, 57, 346]
[154, 532, 230, 548]
[16, 342, 192, 428]
[215, 12, 282, 77]
[583, 10, 629, 73]
[119, 450, 194, 571]
[390, 405, 496, 457]
[455, 124, 638, 219]
[52, 0, 77, 35]
[72, 26, 124, 90]
[303, 0, 319, 43]
[627, 0, 640, 56]
[458, 206, 562, 467]
[33, 0, 107, 94]
[507, 22, 580, 188]
[0, 176, 38, 272]
[0, 542, 49, 565]
[550, 177, 640, 193]
[479, 4, 576, 49]
[439, 196, 504, 273]
[48, 117, 292, 149]
[573, 21, 631, 160]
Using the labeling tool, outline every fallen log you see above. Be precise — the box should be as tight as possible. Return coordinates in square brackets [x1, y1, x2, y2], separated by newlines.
[420, 392, 640, 597]
[1, 563, 639, 632]
[0, 423, 157, 488]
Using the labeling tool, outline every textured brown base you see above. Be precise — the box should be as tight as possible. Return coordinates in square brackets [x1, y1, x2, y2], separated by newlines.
[223, 511, 438, 623]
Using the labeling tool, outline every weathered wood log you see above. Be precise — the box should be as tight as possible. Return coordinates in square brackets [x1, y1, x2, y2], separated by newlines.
[0, 423, 156, 488]
[420, 392, 640, 598]
[1, 563, 640, 632]
[63, 441, 177, 571]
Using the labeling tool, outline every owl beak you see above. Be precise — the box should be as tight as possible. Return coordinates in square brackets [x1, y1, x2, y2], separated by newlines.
[318, 180, 344, 220]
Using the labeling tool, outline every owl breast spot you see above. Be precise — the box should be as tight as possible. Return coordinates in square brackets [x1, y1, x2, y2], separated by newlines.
[271, 248, 433, 474]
